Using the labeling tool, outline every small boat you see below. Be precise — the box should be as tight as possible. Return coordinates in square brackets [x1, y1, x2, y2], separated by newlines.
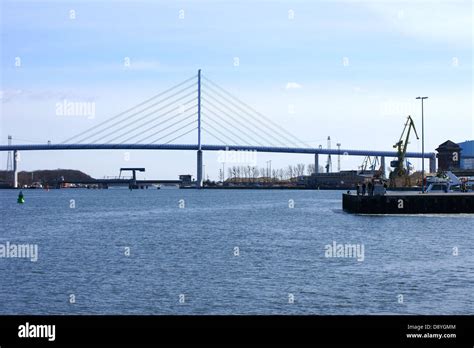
[425, 171, 472, 193]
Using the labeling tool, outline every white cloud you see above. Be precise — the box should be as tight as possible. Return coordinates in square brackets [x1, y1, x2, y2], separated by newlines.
[0, 89, 23, 102]
[0, 89, 97, 103]
[285, 82, 303, 90]
[126, 60, 162, 72]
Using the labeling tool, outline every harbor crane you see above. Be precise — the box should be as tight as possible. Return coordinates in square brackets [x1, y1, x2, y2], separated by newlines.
[389, 116, 419, 187]
[359, 156, 382, 176]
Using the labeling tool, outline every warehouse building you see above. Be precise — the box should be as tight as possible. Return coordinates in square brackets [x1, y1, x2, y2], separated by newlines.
[458, 140, 474, 170]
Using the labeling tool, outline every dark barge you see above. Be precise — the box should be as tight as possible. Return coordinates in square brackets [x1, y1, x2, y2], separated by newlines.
[342, 192, 474, 214]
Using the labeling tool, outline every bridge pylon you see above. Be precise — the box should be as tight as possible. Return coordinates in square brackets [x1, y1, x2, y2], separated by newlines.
[196, 150, 203, 188]
[196, 69, 203, 188]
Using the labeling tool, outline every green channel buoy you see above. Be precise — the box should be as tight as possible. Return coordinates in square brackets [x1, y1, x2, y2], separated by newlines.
[17, 191, 25, 204]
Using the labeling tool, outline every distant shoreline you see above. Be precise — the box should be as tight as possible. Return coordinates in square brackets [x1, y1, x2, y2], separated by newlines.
[0, 186, 421, 192]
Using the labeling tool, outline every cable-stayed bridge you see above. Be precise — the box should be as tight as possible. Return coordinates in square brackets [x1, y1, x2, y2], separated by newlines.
[1, 70, 435, 188]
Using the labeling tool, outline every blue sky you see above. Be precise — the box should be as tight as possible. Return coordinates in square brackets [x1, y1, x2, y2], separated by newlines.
[1, 0, 472, 179]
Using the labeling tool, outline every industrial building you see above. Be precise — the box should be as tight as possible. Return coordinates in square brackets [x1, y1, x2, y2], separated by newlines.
[434, 140, 474, 172]
[436, 140, 462, 171]
[458, 140, 474, 170]
[297, 170, 368, 189]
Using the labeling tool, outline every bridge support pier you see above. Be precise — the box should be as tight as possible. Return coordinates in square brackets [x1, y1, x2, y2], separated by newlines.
[381, 156, 385, 178]
[429, 156, 436, 173]
[196, 150, 203, 188]
[13, 150, 18, 188]
[314, 154, 319, 174]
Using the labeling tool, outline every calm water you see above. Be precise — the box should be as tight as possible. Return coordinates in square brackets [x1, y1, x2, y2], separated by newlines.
[0, 189, 472, 314]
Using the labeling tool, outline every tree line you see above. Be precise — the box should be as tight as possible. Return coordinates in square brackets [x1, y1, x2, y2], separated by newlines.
[218, 163, 325, 183]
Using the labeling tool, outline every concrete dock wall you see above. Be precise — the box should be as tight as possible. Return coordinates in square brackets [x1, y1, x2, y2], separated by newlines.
[342, 193, 474, 214]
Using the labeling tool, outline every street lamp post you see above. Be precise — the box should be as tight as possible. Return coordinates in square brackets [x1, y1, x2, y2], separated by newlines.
[416, 96, 428, 193]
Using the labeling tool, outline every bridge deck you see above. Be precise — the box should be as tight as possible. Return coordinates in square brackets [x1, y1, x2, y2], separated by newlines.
[0, 143, 435, 159]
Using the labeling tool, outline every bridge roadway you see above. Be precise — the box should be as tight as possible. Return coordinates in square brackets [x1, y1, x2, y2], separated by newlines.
[0, 143, 435, 159]
[0, 143, 437, 188]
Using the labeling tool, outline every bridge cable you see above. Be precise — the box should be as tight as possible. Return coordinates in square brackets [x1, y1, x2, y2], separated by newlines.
[98, 91, 197, 144]
[103, 98, 197, 144]
[201, 120, 242, 145]
[203, 76, 309, 147]
[202, 82, 295, 147]
[201, 108, 263, 146]
[201, 113, 252, 146]
[121, 105, 197, 144]
[78, 83, 197, 143]
[133, 111, 198, 144]
[201, 95, 280, 147]
[150, 120, 197, 144]
[61, 74, 196, 143]
[200, 107, 264, 146]
[203, 76, 305, 146]
[201, 127, 230, 145]
[163, 126, 199, 145]
[202, 97, 278, 146]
